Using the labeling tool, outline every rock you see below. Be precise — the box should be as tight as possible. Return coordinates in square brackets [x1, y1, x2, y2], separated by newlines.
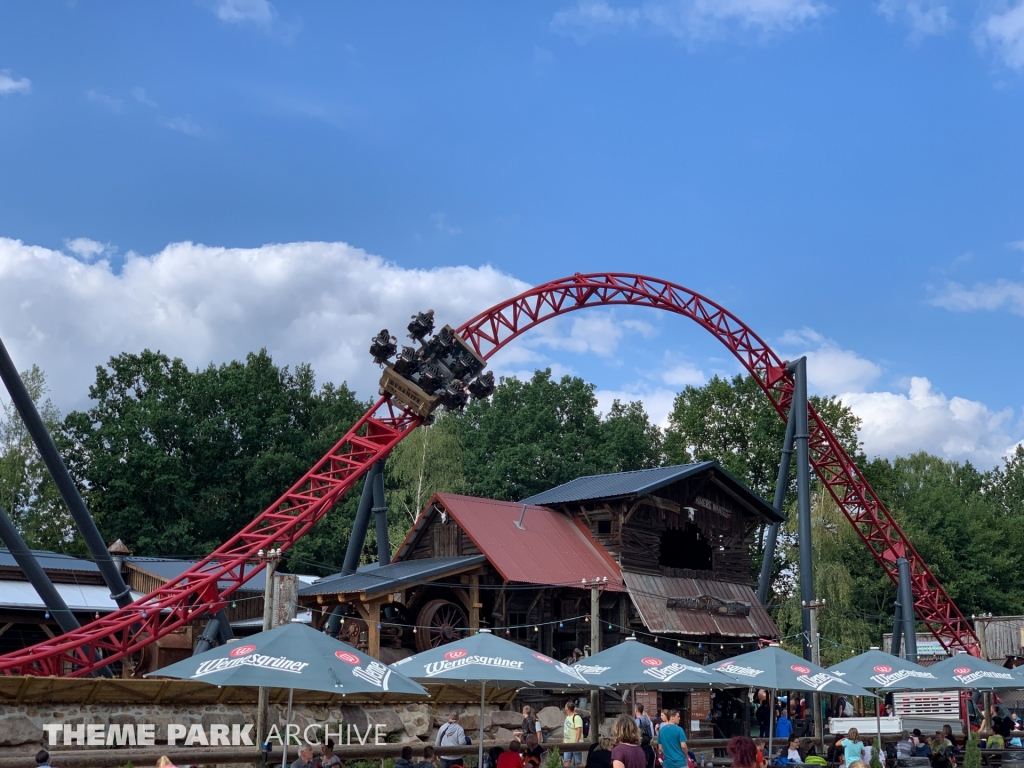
[0, 717, 44, 747]
[537, 707, 563, 732]
[0, 743, 43, 758]
[598, 717, 616, 738]
[460, 714, 491, 733]
[493, 727, 515, 744]
[200, 712, 247, 731]
[364, 707, 407, 735]
[491, 711, 523, 729]
[339, 705, 371, 729]
[401, 711, 432, 739]
[109, 713, 138, 727]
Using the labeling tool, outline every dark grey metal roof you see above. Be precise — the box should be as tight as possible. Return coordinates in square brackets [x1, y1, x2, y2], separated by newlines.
[299, 555, 486, 599]
[520, 462, 783, 522]
[0, 549, 100, 573]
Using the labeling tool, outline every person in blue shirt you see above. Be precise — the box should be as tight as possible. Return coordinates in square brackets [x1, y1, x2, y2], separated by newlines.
[775, 713, 793, 740]
[657, 710, 689, 768]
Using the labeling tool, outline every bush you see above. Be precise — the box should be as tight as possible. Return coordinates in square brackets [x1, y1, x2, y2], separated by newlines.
[963, 733, 981, 768]
[546, 747, 562, 768]
[870, 738, 883, 768]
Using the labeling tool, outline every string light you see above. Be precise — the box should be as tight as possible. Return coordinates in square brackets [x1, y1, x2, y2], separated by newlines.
[534, 626, 539, 633]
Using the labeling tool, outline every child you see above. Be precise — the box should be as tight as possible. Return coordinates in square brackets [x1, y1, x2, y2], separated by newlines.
[839, 729, 864, 768]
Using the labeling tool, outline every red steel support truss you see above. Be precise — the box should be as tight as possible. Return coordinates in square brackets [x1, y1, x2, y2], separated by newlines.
[0, 272, 977, 676]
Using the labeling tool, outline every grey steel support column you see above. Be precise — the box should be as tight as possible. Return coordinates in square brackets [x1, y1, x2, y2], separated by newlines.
[372, 462, 390, 567]
[897, 556, 917, 662]
[787, 357, 815, 662]
[325, 604, 345, 637]
[194, 616, 222, 655]
[194, 607, 234, 654]
[757, 413, 797, 605]
[892, 599, 903, 657]
[215, 607, 234, 643]
[0, 503, 80, 634]
[341, 461, 381, 575]
[0, 337, 133, 608]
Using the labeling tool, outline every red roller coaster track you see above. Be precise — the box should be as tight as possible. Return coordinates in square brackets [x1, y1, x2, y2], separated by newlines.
[0, 273, 978, 677]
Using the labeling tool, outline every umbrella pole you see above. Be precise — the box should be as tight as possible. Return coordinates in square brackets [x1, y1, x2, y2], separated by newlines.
[768, 689, 775, 761]
[480, 681, 486, 768]
[876, 690, 881, 763]
[282, 687, 294, 768]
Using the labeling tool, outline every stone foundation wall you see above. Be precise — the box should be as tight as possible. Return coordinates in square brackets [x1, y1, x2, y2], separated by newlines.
[0, 702, 578, 759]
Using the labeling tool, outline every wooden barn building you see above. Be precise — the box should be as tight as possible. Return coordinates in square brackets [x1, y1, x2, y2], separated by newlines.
[300, 462, 782, 669]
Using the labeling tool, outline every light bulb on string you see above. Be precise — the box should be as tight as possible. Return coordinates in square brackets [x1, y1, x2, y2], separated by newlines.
[534, 626, 539, 633]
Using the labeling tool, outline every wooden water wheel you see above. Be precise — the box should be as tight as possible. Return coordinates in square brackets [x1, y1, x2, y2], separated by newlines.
[415, 598, 468, 652]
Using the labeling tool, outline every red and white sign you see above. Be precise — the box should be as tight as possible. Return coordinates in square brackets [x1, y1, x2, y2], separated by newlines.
[874, 665, 892, 674]
[533, 653, 554, 664]
[642, 657, 663, 667]
[230, 645, 256, 658]
[791, 665, 810, 674]
[955, 667, 971, 675]
[445, 649, 468, 660]
[335, 651, 360, 665]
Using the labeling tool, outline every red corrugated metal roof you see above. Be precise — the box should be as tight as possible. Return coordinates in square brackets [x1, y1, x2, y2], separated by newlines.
[623, 571, 778, 638]
[433, 493, 624, 591]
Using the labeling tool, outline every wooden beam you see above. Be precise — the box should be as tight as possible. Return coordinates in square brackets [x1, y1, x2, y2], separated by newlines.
[367, 599, 381, 659]
[642, 495, 681, 513]
[0, 621, 13, 639]
[40, 623, 56, 639]
[623, 498, 644, 524]
[468, 574, 480, 631]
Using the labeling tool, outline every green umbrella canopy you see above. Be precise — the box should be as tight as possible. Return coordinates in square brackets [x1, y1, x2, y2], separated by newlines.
[146, 622, 429, 697]
[572, 637, 737, 689]
[713, 645, 876, 696]
[826, 649, 948, 690]
[925, 653, 1024, 691]
[391, 629, 596, 688]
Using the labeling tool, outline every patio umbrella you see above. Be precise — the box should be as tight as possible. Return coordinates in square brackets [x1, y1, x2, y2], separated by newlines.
[571, 637, 738, 689]
[926, 653, 1024, 691]
[148, 622, 428, 766]
[924, 653, 1024, 738]
[713, 645, 876, 758]
[828, 648, 948, 745]
[392, 628, 597, 768]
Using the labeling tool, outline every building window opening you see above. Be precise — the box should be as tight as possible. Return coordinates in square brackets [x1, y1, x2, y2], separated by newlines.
[659, 525, 713, 570]
[597, 520, 612, 535]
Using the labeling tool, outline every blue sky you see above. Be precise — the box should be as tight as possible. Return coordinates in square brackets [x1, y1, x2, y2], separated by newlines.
[1, 0, 1023, 467]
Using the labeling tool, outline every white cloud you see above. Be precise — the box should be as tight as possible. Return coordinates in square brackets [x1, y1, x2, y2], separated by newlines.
[930, 279, 1024, 315]
[160, 116, 202, 136]
[661, 361, 706, 387]
[0, 69, 31, 96]
[877, 0, 953, 43]
[778, 328, 882, 394]
[0, 238, 529, 411]
[86, 89, 124, 113]
[528, 312, 654, 358]
[980, 1, 1024, 69]
[131, 87, 157, 107]
[842, 377, 1018, 467]
[431, 213, 461, 235]
[64, 238, 114, 262]
[595, 386, 677, 428]
[214, 0, 275, 25]
[552, 0, 827, 43]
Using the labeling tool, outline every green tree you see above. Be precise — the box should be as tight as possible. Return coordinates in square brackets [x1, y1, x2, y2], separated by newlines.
[663, 374, 862, 503]
[861, 452, 1024, 618]
[0, 365, 79, 551]
[454, 369, 607, 501]
[64, 349, 367, 569]
[774, 488, 878, 663]
[598, 399, 664, 472]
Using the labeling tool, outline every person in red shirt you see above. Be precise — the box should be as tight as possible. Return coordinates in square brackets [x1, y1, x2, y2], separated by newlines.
[497, 741, 526, 768]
